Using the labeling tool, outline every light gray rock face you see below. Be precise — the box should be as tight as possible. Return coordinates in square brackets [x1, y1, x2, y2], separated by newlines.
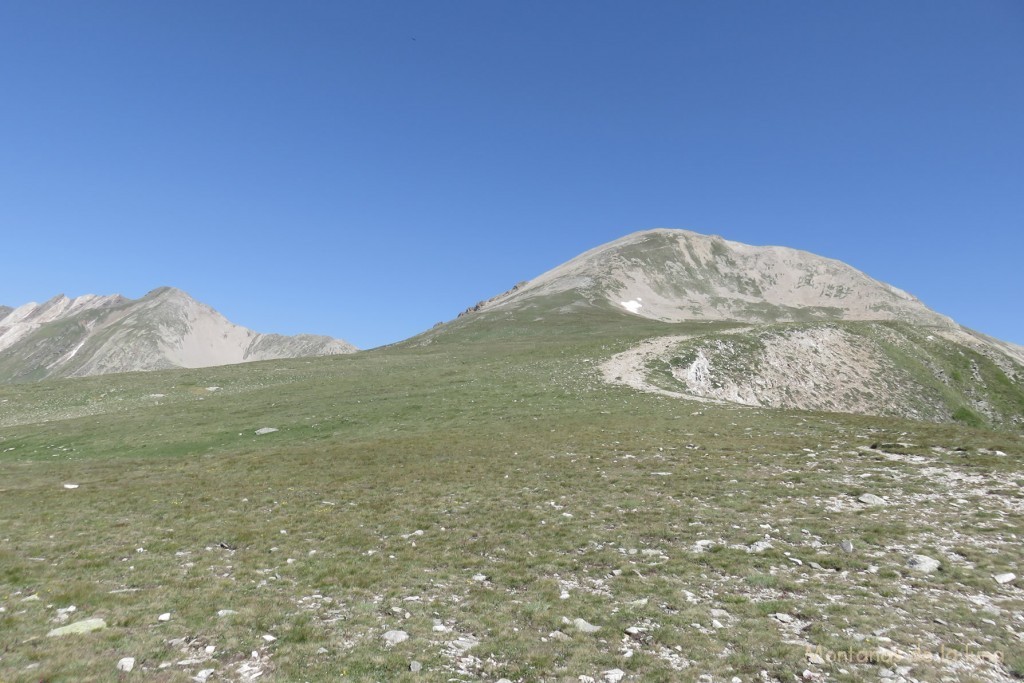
[858, 493, 886, 506]
[994, 572, 1016, 585]
[47, 617, 107, 637]
[0, 287, 357, 383]
[573, 618, 601, 634]
[383, 630, 409, 646]
[116, 657, 135, 672]
[907, 555, 941, 573]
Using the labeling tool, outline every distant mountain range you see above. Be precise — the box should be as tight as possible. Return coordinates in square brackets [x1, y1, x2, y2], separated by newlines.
[4, 229, 1022, 432]
[0, 287, 356, 383]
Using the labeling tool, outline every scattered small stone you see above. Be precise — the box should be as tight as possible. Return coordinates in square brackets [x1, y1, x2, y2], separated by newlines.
[316, 647, 329, 654]
[472, 573, 488, 582]
[262, 634, 277, 642]
[116, 657, 135, 672]
[840, 540, 854, 553]
[748, 540, 773, 553]
[194, 669, 215, 682]
[573, 617, 601, 633]
[383, 630, 409, 646]
[773, 613, 794, 624]
[603, 669, 625, 683]
[994, 572, 1016, 585]
[47, 618, 107, 637]
[858, 493, 885, 506]
[806, 651, 825, 665]
[712, 619, 725, 629]
[409, 660, 422, 673]
[158, 612, 171, 622]
[63, 483, 80, 489]
[549, 630, 571, 641]
[906, 554, 940, 573]
[254, 427, 278, 435]
[217, 609, 238, 617]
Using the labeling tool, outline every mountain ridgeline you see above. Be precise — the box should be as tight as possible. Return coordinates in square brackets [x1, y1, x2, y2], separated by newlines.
[0, 287, 356, 383]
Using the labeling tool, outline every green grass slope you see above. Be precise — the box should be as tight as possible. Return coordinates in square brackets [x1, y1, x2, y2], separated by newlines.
[1, 314, 1022, 682]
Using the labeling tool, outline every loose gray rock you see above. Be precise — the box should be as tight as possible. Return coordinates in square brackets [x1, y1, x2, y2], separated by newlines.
[573, 617, 601, 633]
[409, 660, 422, 673]
[907, 554, 940, 573]
[773, 613, 794, 624]
[604, 670, 626, 683]
[255, 427, 278, 435]
[858, 493, 885, 506]
[383, 630, 409, 646]
[840, 540, 854, 553]
[748, 540, 773, 553]
[158, 612, 171, 622]
[47, 617, 107, 637]
[116, 657, 135, 672]
[994, 572, 1016, 585]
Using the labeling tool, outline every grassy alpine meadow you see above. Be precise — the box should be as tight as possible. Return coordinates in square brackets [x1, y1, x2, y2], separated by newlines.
[1, 315, 1022, 682]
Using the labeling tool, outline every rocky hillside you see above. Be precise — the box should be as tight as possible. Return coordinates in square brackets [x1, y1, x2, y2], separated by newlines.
[469, 229, 957, 327]
[0, 287, 356, 383]
[441, 229, 1024, 431]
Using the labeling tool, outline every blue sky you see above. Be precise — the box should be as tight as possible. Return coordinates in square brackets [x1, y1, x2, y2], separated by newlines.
[1, 2, 1021, 348]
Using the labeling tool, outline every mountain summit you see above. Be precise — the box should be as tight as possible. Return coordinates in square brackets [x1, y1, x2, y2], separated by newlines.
[443, 229, 1024, 431]
[0, 287, 356, 382]
[471, 229, 955, 327]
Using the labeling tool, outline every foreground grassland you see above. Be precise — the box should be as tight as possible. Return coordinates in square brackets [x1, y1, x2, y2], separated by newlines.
[1, 318, 1022, 682]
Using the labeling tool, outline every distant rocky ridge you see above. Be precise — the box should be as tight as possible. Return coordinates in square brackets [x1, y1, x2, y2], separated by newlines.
[0, 287, 356, 383]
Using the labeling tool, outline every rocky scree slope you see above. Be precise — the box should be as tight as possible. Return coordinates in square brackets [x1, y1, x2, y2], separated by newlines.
[0, 287, 356, 383]
[464, 228, 958, 326]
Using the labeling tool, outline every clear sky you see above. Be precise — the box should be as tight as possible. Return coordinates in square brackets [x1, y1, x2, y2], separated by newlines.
[2, 2, 1022, 348]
